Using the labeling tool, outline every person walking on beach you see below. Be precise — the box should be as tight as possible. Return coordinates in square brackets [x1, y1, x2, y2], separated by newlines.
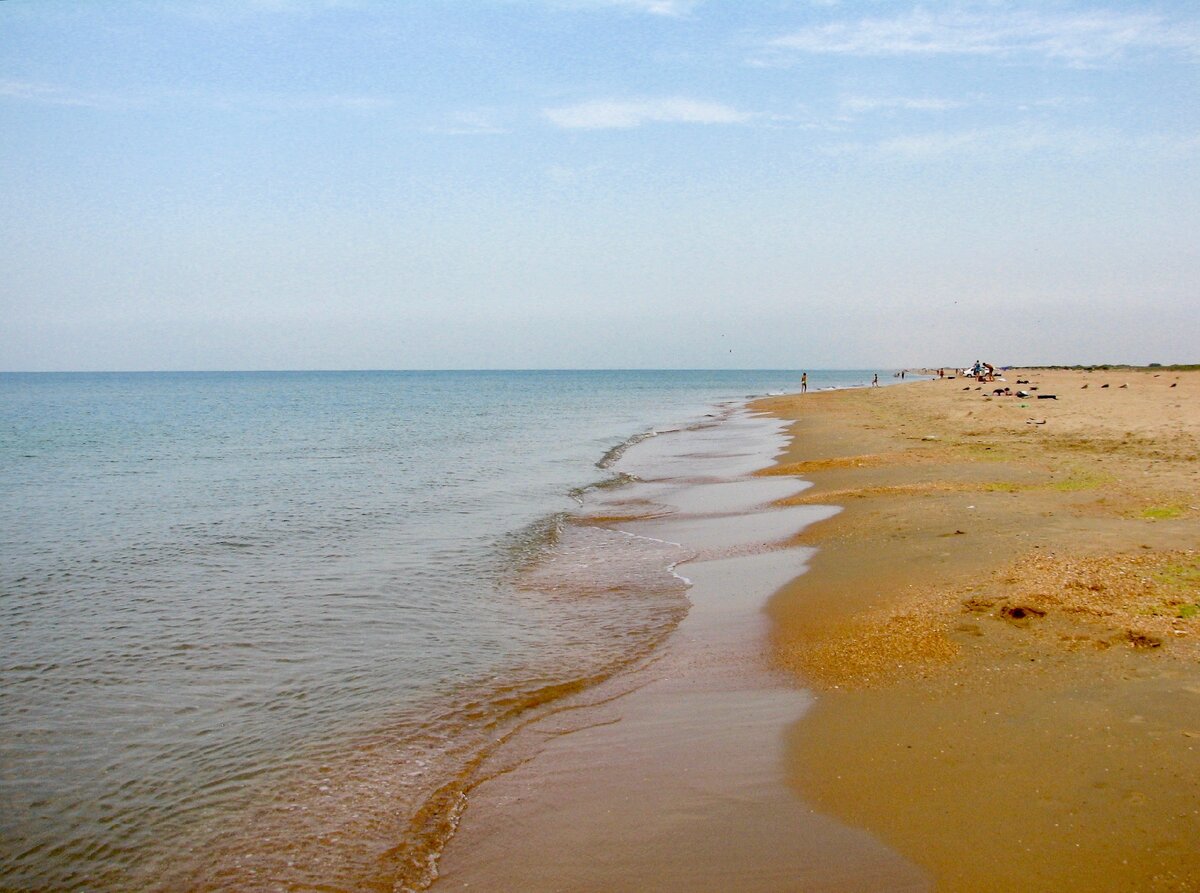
[801, 372, 807, 394]
[872, 373, 879, 387]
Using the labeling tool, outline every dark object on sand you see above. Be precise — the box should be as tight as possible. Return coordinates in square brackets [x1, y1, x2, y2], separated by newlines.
[1037, 394, 1057, 400]
[1081, 383, 1088, 388]
[1016, 390, 1031, 398]
[1171, 382, 1178, 388]
[1101, 383, 1110, 388]
[1001, 604, 1047, 621]
[1123, 631, 1163, 649]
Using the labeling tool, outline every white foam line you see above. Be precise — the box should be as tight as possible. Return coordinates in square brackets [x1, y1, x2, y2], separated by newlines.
[668, 565, 693, 587]
[610, 524, 695, 587]
[614, 527, 684, 549]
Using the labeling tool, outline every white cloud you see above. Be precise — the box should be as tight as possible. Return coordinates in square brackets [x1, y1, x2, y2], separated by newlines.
[767, 9, 1200, 67]
[544, 97, 751, 129]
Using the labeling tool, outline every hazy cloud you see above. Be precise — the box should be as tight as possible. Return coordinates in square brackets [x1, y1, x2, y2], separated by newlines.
[1132, 132, 1200, 158]
[826, 124, 1122, 160]
[562, 0, 700, 16]
[544, 97, 751, 129]
[767, 8, 1200, 67]
[158, 0, 362, 23]
[839, 95, 968, 115]
[0, 79, 389, 114]
[428, 109, 509, 135]
[0, 79, 137, 109]
[206, 92, 392, 112]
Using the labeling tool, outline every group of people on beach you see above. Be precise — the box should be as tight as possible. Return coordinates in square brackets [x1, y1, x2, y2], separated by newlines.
[798, 371, 882, 392]
[971, 360, 997, 381]
[932, 362, 1000, 382]
[969, 360, 998, 379]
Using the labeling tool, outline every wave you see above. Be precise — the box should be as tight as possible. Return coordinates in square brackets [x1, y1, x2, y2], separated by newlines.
[497, 510, 569, 572]
[567, 471, 641, 504]
[596, 428, 670, 469]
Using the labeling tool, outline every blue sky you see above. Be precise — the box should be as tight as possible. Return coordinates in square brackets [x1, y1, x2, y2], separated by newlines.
[2, 0, 1198, 370]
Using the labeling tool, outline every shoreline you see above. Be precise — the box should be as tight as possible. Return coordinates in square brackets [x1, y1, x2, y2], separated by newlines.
[754, 368, 1200, 890]
[14, 369, 1193, 890]
[5, 371, 886, 893]
[430, 404, 927, 891]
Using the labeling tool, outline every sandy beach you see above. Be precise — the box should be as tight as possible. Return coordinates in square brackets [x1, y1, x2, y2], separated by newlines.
[756, 367, 1199, 891]
[425, 367, 1198, 892]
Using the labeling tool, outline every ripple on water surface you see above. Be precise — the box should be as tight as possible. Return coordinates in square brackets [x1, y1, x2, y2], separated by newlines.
[1, 370, 843, 891]
[130, 523, 691, 893]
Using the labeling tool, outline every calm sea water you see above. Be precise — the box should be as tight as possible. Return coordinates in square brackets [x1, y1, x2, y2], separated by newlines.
[0, 369, 879, 891]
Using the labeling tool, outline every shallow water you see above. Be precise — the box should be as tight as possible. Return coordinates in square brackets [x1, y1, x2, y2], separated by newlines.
[433, 401, 928, 892]
[0, 369, 880, 891]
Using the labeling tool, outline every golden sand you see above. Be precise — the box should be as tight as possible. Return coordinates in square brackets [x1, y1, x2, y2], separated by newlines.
[755, 368, 1200, 891]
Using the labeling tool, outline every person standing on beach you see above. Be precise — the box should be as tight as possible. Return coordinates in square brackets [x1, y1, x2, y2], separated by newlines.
[801, 372, 807, 393]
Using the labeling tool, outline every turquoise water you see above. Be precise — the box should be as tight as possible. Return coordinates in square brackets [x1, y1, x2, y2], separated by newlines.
[0, 370, 879, 891]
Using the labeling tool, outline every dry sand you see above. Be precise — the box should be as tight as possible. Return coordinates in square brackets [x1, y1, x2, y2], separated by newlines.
[754, 368, 1200, 891]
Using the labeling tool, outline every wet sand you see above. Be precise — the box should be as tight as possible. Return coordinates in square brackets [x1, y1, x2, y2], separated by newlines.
[432, 369, 1197, 892]
[433, 411, 927, 891]
[755, 368, 1200, 891]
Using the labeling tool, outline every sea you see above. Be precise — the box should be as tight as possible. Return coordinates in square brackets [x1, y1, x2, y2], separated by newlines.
[0, 369, 881, 892]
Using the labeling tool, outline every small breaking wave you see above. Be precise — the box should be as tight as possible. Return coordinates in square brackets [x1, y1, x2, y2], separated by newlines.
[567, 472, 641, 504]
[597, 429, 670, 469]
[497, 511, 570, 571]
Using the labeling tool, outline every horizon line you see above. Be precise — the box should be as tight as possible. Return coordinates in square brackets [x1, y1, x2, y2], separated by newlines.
[0, 366, 909, 375]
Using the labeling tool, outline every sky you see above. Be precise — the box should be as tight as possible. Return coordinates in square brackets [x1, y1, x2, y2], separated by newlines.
[2, 0, 1198, 370]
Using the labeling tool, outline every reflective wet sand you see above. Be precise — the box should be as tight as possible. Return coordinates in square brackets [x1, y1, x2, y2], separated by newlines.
[433, 411, 928, 891]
